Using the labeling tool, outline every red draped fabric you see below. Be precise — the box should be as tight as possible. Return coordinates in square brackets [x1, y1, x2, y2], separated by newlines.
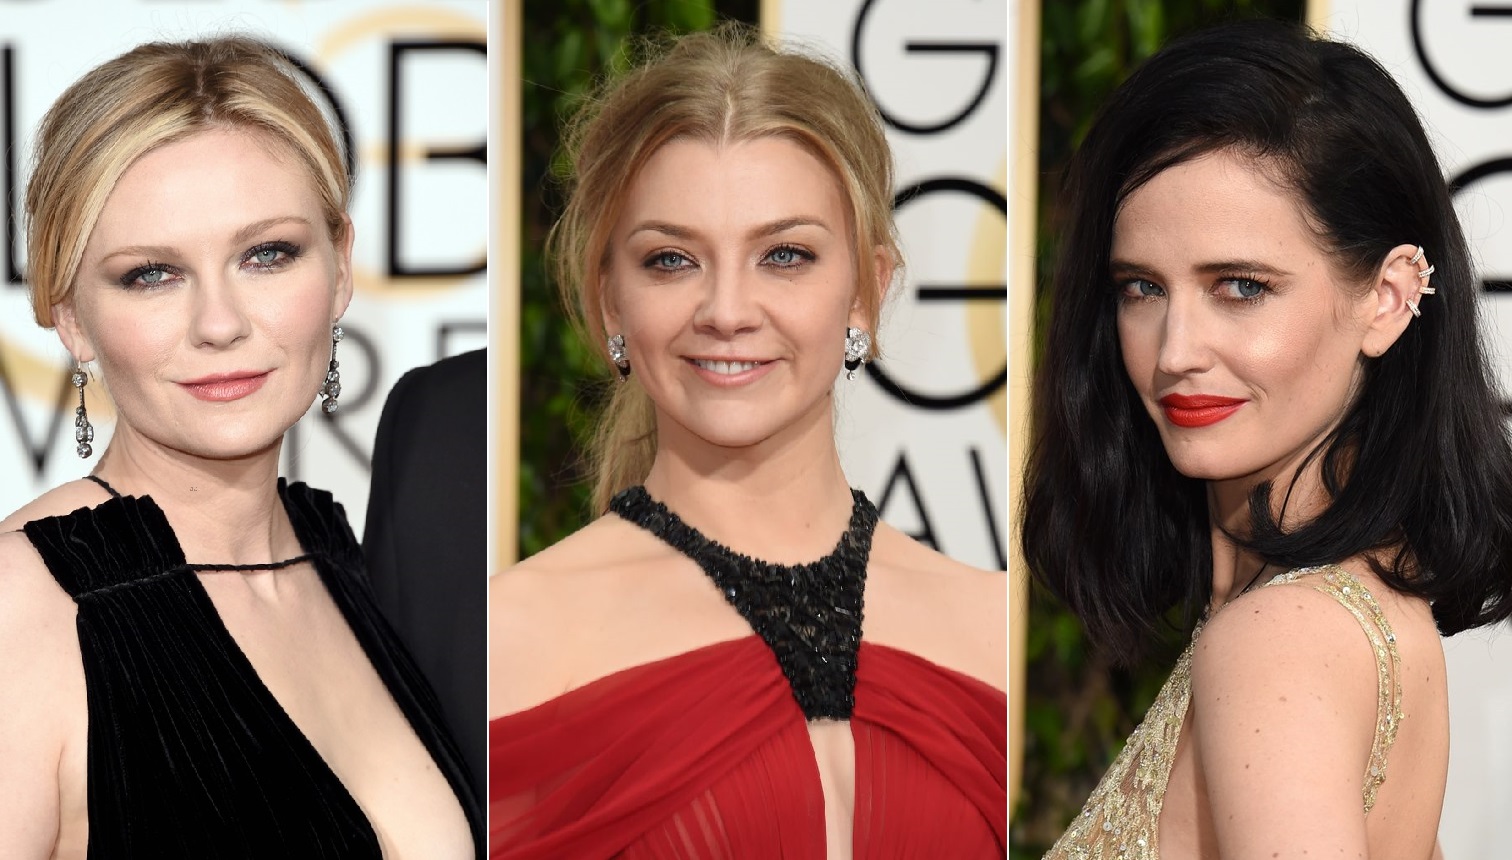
[489, 636, 1006, 858]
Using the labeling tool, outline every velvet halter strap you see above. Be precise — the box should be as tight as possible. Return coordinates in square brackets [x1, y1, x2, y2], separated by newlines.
[83, 474, 121, 499]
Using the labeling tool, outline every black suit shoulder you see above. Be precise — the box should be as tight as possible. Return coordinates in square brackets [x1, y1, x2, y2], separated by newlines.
[363, 348, 487, 800]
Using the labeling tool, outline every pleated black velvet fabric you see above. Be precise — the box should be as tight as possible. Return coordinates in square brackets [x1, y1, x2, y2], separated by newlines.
[22, 480, 483, 859]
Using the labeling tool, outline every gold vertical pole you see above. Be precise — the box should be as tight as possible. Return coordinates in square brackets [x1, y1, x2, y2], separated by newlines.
[1008, 0, 1041, 812]
[493, 0, 522, 569]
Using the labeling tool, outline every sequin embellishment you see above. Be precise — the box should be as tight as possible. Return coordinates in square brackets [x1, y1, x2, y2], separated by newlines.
[608, 485, 877, 720]
[1046, 565, 1404, 858]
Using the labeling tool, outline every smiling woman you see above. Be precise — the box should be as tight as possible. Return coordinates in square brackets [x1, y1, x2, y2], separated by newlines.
[604, 136, 862, 454]
[488, 24, 1007, 859]
[0, 37, 478, 858]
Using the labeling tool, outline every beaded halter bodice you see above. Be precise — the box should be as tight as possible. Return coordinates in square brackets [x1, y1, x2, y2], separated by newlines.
[1046, 565, 1404, 859]
[608, 485, 877, 720]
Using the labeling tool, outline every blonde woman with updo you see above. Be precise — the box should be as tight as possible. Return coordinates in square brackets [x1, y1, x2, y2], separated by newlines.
[488, 26, 1007, 858]
[0, 38, 478, 858]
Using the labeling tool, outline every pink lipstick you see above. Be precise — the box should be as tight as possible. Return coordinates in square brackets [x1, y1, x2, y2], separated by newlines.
[180, 371, 270, 402]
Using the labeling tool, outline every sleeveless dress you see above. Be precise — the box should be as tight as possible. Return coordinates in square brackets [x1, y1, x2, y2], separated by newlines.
[21, 479, 483, 859]
[1046, 565, 1404, 859]
[488, 486, 1007, 858]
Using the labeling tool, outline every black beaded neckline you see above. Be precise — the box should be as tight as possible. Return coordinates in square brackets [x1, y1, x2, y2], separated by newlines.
[609, 485, 878, 720]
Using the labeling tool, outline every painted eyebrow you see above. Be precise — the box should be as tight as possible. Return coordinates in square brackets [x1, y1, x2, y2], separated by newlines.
[627, 217, 833, 242]
[1109, 258, 1293, 279]
[98, 216, 313, 264]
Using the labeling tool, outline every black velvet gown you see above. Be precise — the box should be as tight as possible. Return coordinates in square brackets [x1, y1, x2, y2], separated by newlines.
[21, 479, 482, 858]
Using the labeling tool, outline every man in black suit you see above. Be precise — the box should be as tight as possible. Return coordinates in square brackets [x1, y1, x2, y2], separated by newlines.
[364, 348, 486, 798]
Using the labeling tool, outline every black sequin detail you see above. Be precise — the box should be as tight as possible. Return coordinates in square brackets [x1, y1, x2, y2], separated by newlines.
[609, 486, 877, 720]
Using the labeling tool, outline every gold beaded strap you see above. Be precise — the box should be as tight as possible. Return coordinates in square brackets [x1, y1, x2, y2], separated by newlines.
[1261, 565, 1404, 812]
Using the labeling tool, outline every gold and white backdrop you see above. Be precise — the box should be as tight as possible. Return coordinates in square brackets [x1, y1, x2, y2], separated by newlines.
[1310, 1, 1509, 852]
[761, 0, 1009, 575]
[0, 0, 489, 537]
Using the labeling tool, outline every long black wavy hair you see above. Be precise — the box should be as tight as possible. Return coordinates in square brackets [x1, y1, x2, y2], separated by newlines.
[1021, 19, 1512, 663]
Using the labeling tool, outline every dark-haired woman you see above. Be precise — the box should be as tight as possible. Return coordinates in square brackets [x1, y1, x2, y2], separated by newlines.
[1024, 19, 1512, 859]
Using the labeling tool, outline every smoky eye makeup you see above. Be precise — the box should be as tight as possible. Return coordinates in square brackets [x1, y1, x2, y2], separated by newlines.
[242, 240, 303, 270]
[116, 262, 179, 290]
[108, 237, 309, 290]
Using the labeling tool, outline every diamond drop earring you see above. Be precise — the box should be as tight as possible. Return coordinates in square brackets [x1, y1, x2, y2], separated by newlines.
[72, 364, 94, 458]
[843, 327, 871, 380]
[607, 333, 631, 381]
[319, 325, 343, 413]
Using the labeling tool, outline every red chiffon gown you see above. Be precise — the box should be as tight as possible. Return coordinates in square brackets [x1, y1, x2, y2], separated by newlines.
[488, 633, 1006, 857]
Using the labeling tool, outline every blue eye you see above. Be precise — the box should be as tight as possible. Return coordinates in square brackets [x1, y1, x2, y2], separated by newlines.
[244, 241, 300, 270]
[646, 251, 691, 271]
[1220, 278, 1267, 300]
[118, 263, 177, 290]
[764, 245, 812, 268]
[1119, 278, 1163, 299]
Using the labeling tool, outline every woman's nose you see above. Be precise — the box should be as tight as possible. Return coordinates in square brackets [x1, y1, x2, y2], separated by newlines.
[692, 264, 763, 336]
[188, 271, 253, 348]
[1155, 296, 1215, 377]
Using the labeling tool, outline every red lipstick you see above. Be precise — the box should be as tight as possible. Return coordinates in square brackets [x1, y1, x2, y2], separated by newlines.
[180, 371, 270, 403]
[1158, 393, 1246, 428]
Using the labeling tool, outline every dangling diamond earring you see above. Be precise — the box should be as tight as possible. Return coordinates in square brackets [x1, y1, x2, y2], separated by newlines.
[843, 327, 871, 380]
[320, 325, 343, 413]
[607, 333, 631, 381]
[72, 363, 94, 459]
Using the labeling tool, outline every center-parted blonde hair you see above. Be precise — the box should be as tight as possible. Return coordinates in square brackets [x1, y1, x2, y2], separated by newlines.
[551, 25, 903, 512]
[25, 36, 350, 329]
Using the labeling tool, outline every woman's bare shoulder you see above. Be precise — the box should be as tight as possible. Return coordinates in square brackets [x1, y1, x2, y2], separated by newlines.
[1192, 575, 1381, 698]
[0, 478, 112, 533]
[1187, 567, 1442, 855]
[870, 522, 1002, 575]
[0, 525, 81, 671]
[492, 514, 659, 598]
[487, 515, 677, 716]
[1196, 565, 1438, 681]
[0, 528, 83, 852]
[868, 521, 1005, 610]
[0, 482, 105, 666]
[491, 517, 624, 627]
[863, 522, 1006, 691]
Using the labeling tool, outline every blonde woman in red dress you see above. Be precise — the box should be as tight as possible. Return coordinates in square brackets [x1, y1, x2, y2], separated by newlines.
[489, 27, 1007, 859]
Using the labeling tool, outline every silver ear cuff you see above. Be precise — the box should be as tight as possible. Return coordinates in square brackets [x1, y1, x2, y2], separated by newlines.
[1406, 246, 1437, 319]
